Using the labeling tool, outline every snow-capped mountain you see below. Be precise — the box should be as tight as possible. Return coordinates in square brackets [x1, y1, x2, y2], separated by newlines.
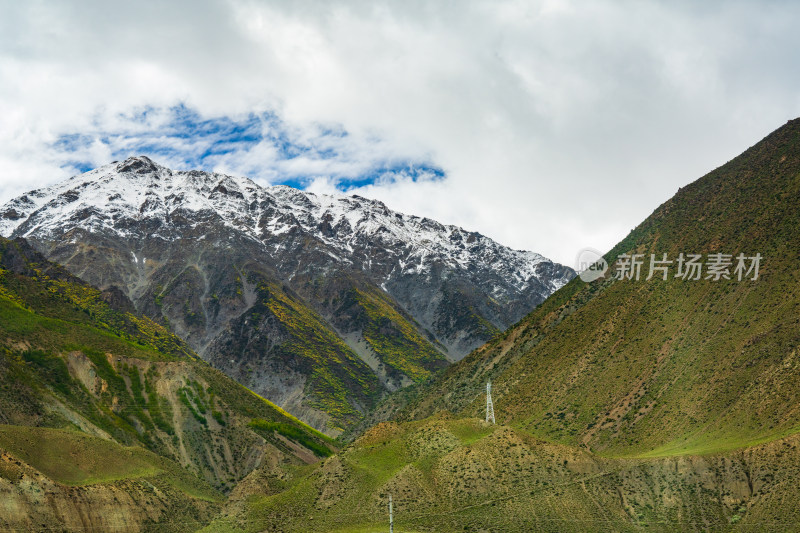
[0, 156, 574, 433]
[1, 156, 567, 299]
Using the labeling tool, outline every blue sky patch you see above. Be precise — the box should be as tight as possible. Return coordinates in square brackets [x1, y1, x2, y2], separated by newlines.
[52, 104, 445, 193]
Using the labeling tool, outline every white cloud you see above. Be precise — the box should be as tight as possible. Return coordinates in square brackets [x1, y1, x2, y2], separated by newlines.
[1, 0, 799, 264]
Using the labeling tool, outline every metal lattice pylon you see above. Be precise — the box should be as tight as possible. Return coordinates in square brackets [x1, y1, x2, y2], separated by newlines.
[486, 380, 495, 424]
[389, 493, 393, 533]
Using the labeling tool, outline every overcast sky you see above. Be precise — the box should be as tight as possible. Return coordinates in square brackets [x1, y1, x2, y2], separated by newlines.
[1, 0, 799, 265]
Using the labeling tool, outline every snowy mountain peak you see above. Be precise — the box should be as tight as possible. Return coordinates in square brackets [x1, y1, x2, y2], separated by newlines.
[0, 157, 569, 297]
[0, 158, 574, 428]
[116, 155, 163, 174]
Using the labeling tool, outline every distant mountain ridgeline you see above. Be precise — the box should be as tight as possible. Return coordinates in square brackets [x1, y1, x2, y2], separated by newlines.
[0, 158, 573, 434]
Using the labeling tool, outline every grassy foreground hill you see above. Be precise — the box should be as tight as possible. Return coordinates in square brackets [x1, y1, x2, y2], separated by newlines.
[209, 118, 800, 531]
[0, 237, 334, 531]
[207, 415, 800, 532]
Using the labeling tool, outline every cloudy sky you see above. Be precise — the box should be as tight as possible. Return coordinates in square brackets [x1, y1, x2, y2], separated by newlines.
[1, 0, 799, 265]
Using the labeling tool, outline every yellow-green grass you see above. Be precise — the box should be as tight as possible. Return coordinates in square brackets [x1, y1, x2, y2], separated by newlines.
[243, 388, 335, 443]
[330, 519, 428, 533]
[0, 424, 158, 485]
[0, 425, 222, 501]
[447, 417, 496, 445]
[629, 423, 800, 458]
[248, 419, 333, 457]
[216, 415, 800, 531]
[0, 242, 195, 361]
[353, 286, 447, 382]
[259, 281, 382, 429]
[0, 295, 176, 362]
[222, 417, 501, 532]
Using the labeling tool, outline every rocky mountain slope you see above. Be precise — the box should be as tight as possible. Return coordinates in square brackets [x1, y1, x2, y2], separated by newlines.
[207, 118, 800, 531]
[0, 237, 334, 531]
[395, 118, 800, 457]
[0, 158, 573, 433]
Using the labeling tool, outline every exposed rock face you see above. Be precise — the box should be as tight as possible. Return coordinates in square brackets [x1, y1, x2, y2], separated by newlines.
[0, 157, 574, 433]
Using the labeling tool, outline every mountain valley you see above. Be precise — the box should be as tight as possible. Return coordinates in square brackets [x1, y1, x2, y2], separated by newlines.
[203, 118, 800, 531]
[2, 119, 800, 531]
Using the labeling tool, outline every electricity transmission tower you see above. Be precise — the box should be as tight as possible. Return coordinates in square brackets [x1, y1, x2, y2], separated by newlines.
[389, 493, 393, 533]
[486, 380, 495, 424]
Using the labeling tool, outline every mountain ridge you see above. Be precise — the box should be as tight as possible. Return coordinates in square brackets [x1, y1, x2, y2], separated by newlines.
[205, 117, 800, 531]
[0, 157, 573, 433]
[390, 117, 800, 456]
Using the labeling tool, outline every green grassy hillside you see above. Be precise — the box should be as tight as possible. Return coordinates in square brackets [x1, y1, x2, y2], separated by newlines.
[0, 425, 219, 496]
[349, 284, 449, 380]
[10, 114, 800, 531]
[0, 237, 334, 531]
[394, 118, 800, 459]
[205, 415, 800, 532]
